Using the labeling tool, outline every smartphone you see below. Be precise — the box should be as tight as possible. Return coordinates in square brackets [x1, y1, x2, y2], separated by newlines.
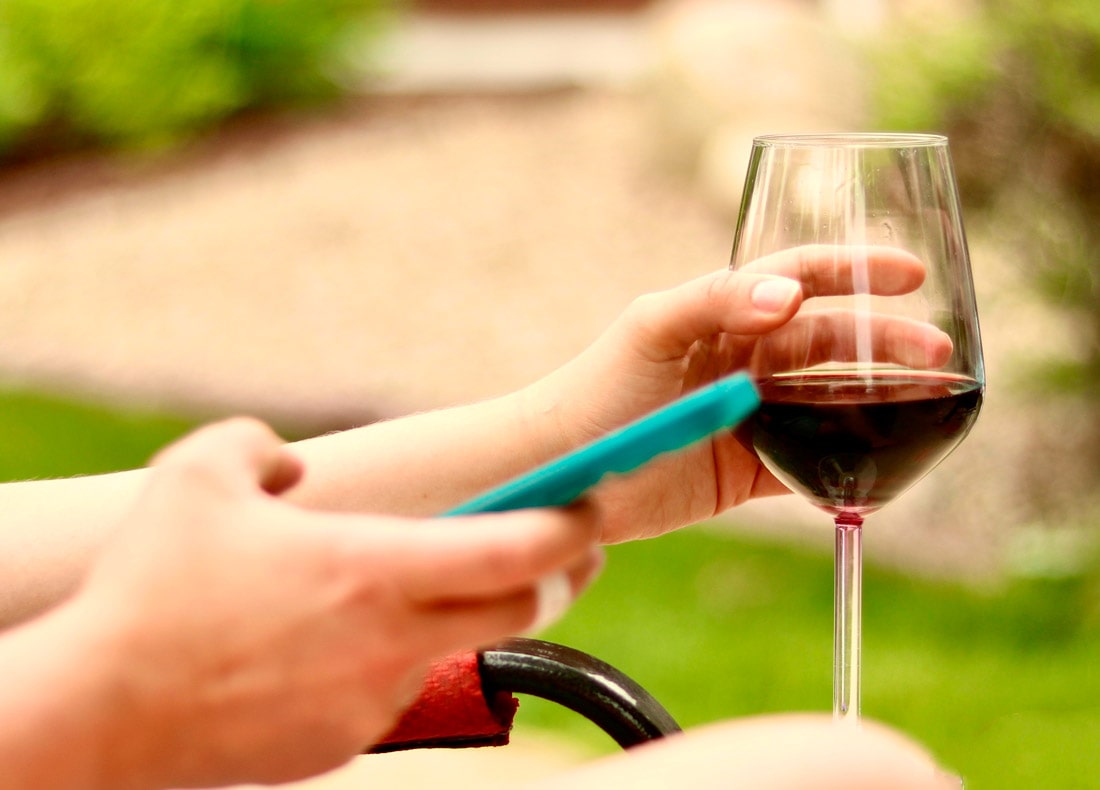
[443, 372, 759, 515]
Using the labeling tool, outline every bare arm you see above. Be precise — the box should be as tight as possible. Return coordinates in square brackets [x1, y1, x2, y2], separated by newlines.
[286, 388, 566, 518]
[0, 249, 937, 626]
[0, 391, 561, 629]
[0, 472, 145, 628]
[286, 248, 941, 546]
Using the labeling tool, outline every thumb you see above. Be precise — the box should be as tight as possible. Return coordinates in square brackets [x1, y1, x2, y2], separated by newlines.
[151, 418, 304, 497]
[622, 270, 802, 362]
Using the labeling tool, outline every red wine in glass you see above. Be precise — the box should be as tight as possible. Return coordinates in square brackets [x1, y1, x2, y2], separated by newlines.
[749, 371, 983, 517]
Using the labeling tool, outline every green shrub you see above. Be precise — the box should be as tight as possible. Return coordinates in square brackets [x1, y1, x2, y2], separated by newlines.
[871, 2, 1100, 148]
[0, 0, 395, 157]
[868, 0, 1100, 509]
[869, 0, 1100, 327]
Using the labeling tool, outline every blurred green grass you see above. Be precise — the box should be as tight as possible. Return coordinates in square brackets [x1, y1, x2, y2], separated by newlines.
[0, 388, 198, 481]
[0, 386, 1096, 788]
[532, 527, 1100, 789]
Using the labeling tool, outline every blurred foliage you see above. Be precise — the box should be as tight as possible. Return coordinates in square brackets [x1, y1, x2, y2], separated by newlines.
[869, 0, 1100, 391]
[0, 0, 395, 158]
[868, 0, 1100, 530]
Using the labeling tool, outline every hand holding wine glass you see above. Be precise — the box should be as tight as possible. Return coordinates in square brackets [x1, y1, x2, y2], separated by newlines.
[730, 134, 985, 720]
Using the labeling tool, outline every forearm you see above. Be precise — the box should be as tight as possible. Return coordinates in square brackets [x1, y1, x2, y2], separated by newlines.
[0, 471, 147, 629]
[0, 388, 563, 627]
[287, 386, 569, 516]
[0, 385, 567, 627]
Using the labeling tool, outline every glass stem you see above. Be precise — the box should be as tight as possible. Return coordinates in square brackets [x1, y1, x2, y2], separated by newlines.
[833, 513, 863, 722]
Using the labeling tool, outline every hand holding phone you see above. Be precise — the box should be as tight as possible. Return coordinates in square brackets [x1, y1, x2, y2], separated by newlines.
[444, 372, 759, 515]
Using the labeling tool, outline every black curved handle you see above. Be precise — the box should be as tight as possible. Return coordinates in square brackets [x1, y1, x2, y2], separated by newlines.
[478, 637, 682, 749]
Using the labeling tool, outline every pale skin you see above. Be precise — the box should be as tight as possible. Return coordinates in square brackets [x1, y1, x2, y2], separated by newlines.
[0, 247, 958, 788]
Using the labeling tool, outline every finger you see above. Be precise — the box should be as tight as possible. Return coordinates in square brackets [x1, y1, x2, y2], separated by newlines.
[530, 572, 574, 633]
[526, 544, 605, 634]
[752, 310, 954, 375]
[150, 417, 304, 497]
[411, 549, 604, 654]
[344, 503, 602, 604]
[621, 270, 803, 362]
[740, 244, 926, 297]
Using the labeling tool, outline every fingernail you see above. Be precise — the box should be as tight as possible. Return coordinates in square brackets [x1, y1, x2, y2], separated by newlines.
[751, 278, 801, 313]
[529, 572, 573, 634]
[589, 547, 607, 578]
[936, 771, 965, 789]
[574, 548, 606, 592]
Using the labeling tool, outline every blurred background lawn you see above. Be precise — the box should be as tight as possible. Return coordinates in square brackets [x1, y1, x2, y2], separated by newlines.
[537, 526, 1100, 788]
[0, 0, 1098, 788]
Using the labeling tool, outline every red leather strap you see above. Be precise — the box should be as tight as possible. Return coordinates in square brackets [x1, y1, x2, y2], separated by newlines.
[370, 651, 519, 753]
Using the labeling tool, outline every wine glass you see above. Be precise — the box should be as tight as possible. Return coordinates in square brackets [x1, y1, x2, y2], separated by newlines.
[729, 133, 985, 721]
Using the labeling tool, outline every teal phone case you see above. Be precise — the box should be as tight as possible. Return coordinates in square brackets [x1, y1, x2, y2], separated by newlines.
[443, 372, 759, 515]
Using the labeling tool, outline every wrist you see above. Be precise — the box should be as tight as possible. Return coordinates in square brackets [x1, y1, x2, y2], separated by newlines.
[512, 374, 579, 464]
[0, 596, 153, 789]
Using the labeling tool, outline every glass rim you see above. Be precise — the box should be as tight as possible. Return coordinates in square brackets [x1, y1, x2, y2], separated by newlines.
[752, 132, 948, 148]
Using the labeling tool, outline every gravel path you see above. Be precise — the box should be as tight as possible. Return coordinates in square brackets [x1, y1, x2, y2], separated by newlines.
[0, 89, 730, 434]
